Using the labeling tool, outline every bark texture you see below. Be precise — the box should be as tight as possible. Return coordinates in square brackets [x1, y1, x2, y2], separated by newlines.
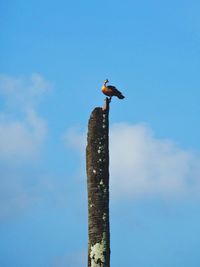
[86, 98, 110, 267]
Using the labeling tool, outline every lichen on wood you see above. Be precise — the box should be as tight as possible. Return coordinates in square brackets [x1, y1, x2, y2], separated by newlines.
[86, 98, 110, 267]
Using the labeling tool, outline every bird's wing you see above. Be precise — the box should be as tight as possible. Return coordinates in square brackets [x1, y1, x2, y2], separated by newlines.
[107, 85, 117, 90]
[107, 85, 123, 95]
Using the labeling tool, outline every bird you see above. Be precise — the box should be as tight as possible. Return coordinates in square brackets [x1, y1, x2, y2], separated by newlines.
[101, 79, 125, 101]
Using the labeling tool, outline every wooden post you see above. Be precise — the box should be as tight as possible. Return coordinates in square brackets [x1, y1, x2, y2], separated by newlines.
[86, 98, 110, 267]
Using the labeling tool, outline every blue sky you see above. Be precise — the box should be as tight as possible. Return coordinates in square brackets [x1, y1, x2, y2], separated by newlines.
[0, 0, 200, 266]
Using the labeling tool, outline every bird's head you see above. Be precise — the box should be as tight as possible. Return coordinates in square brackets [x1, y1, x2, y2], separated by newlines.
[104, 79, 109, 85]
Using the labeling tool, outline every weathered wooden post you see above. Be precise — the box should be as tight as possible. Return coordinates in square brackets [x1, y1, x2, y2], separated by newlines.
[86, 98, 110, 267]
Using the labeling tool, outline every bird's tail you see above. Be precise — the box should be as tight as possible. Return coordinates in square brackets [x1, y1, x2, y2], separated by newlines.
[117, 93, 125, 99]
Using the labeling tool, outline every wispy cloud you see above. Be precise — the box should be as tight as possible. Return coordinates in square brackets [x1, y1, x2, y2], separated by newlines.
[63, 127, 86, 153]
[0, 73, 52, 111]
[0, 73, 60, 220]
[0, 170, 68, 221]
[66, 123, 200, 200]
[0, 109, 46, 163]
[0, 73, 50, 163]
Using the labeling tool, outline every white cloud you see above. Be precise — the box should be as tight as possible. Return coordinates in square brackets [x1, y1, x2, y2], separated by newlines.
[0, 73, 50, 163]
[0, 109, 46, 162]
[110, 123, 200, 199]
[0, 73, 52, 111]
[67, 123, 200, 199]
[63, 127, 86, 154]
[0, 73, 53, 220]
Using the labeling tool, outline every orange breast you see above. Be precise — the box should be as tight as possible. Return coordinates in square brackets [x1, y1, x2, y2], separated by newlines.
[102, 87, 113, 96]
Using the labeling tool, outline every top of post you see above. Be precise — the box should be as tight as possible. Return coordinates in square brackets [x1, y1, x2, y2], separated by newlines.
[102, 97, 110, 112]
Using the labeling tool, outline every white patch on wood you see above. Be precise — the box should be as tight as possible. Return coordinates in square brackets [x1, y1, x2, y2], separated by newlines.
[90, 232, 106, 266]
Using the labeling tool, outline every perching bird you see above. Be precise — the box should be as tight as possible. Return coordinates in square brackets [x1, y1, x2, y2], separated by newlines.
[101, 79, 125, 101]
